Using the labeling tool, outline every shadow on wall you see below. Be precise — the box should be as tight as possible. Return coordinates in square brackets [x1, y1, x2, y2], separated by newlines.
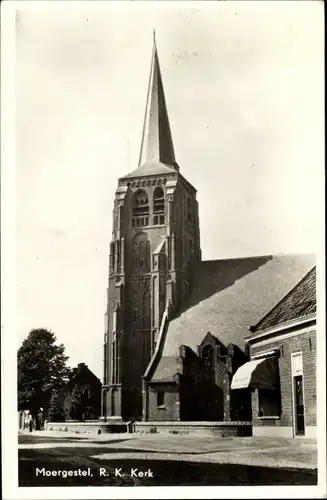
[174, 256, 273, 320]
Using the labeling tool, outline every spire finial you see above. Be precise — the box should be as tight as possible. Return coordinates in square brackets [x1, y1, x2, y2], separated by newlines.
[153, 29, 156, 44]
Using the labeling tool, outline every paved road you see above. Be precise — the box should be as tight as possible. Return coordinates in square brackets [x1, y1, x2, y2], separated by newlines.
[19, 431, 317, 470]
[18, 433, 318, 486]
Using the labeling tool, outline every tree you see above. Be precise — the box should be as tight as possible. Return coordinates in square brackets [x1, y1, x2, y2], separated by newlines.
[17, 328, 71, 415]
[63, 385, 85, 421]
[48, 390, 65, 422]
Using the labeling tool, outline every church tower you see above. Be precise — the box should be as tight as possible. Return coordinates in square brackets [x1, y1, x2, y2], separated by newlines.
[102, 34, 201, 421]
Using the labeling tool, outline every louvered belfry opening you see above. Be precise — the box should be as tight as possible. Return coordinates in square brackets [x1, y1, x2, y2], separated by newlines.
[132, 189, 149, 228]
[153, 186, 165, 225]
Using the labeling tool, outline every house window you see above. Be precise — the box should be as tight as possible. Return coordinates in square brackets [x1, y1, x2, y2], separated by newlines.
[157, 391, 165, 407]
[258, 389, 281, 418]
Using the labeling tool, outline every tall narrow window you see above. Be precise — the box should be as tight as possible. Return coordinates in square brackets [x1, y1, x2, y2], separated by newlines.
[153, 187, 165, 225]
[157, 391, 165, 407]
[202, 345, 214, 367]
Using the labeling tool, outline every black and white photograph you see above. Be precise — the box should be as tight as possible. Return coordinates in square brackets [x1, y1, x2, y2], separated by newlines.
[1, 1, 325, 499]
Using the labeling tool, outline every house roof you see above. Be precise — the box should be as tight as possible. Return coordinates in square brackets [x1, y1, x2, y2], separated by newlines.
[150, 254, 315, 382]
[250, 266, 316, 333]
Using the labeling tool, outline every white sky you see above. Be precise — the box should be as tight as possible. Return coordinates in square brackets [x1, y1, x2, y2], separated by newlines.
[15, 2, 324, 379]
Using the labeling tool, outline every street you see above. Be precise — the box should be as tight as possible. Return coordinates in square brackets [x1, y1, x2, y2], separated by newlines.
[18, 432, 317, 486]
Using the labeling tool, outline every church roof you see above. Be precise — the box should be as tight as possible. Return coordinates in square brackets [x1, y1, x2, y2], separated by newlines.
[150, 254, 315, 382]
[250, 266, 316, 333]
[121, 161, 176, 180]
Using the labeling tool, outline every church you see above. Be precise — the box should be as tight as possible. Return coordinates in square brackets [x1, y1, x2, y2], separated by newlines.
[101, 35, 315, 429]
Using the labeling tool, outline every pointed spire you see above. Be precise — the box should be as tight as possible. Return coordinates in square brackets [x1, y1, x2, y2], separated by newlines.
[138, 33, 178, 170]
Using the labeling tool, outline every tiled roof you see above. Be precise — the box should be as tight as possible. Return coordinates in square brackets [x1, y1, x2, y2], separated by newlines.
[150, 254, 315, 381]
[121, 162, 176, 179]
[250, 266, 316, 332]
[151, 356, 177, 382]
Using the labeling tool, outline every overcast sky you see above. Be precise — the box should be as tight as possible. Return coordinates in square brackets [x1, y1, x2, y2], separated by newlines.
[15, 2, 324, 379]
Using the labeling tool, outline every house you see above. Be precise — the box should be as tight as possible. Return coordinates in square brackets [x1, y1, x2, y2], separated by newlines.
[231, 267, 316, 438]
[58, 363, 102, 420]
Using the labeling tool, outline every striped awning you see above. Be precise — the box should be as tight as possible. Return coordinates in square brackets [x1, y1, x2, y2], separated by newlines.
[231, 357, 278, 390]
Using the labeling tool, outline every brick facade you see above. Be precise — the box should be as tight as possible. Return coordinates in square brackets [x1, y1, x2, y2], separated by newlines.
[147, 383, 180, 421]
[145, 334, 252, 422]
[58, 363, 102, 420]
[249, 325, 316, 438]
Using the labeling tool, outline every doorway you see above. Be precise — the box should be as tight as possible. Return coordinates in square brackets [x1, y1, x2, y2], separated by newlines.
[294, 375, 305, 435]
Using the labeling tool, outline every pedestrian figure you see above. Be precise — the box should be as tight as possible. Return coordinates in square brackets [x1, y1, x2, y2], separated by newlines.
[28, 414, 33, 433]
[38, 408, 44, 430]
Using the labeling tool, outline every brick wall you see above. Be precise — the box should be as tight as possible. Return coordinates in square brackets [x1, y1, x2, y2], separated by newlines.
[147, 383, 179, 421]
[250, 328, 316, 431]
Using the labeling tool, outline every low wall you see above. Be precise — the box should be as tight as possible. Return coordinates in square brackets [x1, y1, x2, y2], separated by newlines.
[253, 425, 317, 439]
[133, 421, 252, 437]
[45, 420, 128, 435]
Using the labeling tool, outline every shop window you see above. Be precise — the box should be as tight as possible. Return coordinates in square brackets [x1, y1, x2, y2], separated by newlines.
[157, 391, 165, 407]
[258, 389, 281, 418]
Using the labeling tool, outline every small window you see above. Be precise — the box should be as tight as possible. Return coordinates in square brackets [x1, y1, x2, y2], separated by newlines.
[157, 391, 165, 407]
[132, 309, 137, 322]
[202, 345, 214, 367]
[258, 389, 281, 418]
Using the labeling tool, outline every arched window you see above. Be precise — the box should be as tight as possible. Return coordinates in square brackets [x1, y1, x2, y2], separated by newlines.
[132, 190, 149, 227]
[146, 241, 151, 270]
[202, 345, 214, 367]
[153, 187, 165, 225]
[139, 241, 146, 269]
